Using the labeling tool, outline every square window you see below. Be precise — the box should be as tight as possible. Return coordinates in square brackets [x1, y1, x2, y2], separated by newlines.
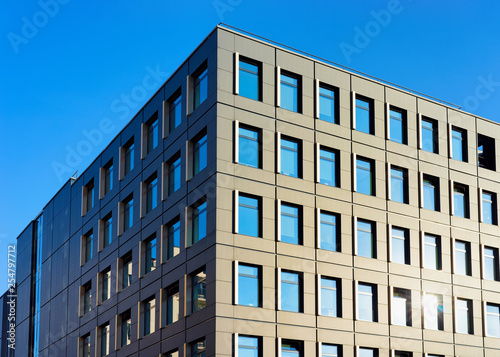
[143, 234, 157, 275]
[280, 202, 302, 245]
[192, 199, 207, 244]
[424, 234, 442, 270]
[389, 106, 407, 144]
[455, 298, 473, 334]
[162, 283, 180, 326]
[355, 96, 374, 135]
[319, 146, 339, 187]
[319, 83, 338, 124]
[390, 165, 408, 203]
[193, 131, 208, 176]
[237, 335, 260, 357]
[122, 195, 133, 232]
[100, 267, 111, 303]
[319, 211, 340, 252]
[238, 125, 261, 168]
[321, 344, 341, 357]
[478, 134, 496, 170]
[146, 113, 159, 155]
[390, 226, 410, 265]
[357, 283, 377, 322]
[451, 126, 467, 162]
[237, 263, 261, 307]
[100, 322, 110, 356]
[487, 303, 500, 337]
[101, 213, 113, 249]
[482, 190, 497, 225]
[121, 251, 132, 289]
[238, 57, 261, 101]
[142, 295, 156, 336]
[453, 183, 469, 218]
[280, 136, 301, 178]
[281, 339, 302, 357]
[145, 173, 158, 214]
[391, 288, 411, 326]
[280, 71, 301, 113]
[238, 193, 261, 238]
[123, 138, 135, 176]
[192, 267, 207, 313]
[167, 154, 181, 196]
[168, 90, 182, 133]
[163, 217, 180, 262]
[422, 174, 439, 211]
[119, 309, 131, 347]
[454, 240, 471, 276]
[84, 179, 94, 214]
[483, 246, 499, 281]
[280, 270, 302, 312]
[193, 63, 208, 110]
[421, 117, 438, 153]
[102, 159, 113, 196]
[83, 229, 94, 264]
[190, 338, 206, 357]
[356, 157, 375, 196]
[320, 276, 341, 317]
[423, 293, 443, 330]
[356, 219, 376, 259]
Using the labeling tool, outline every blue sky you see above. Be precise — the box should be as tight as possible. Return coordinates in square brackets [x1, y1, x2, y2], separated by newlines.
[1, 0, 500, 292]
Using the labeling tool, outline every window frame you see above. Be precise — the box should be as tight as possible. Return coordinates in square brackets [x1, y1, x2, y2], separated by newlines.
[421, 174, 440, 211]
[279, 201, 302, 245]
[235, 334, 261, 357]
[452, 182, 469, 218]
[192, 130, 208, 176]
[389, 226, 410, 265]
[167, 153, 182, 196]
[486, 302, 500, 337]
[102, 159, 114, 197]
[279, 269, 303, 313]
[122, 194, 133, 233]
[355, 218, 376, 259]
[391, 287, 412, 327]
[144, 173, 158, 215]
[318, 275, 341, 318]
[317, 81, 339, 124]
[388, 105, 407, 144]
[122, 137, 135, 177]
[119, 309, 132, 347]
[453, 239, 471, 276]
[237, 55, 262, 101]
[420, 116, 438, 154]
[235, 192, 262, 238]
[483, 245, 499, 281]
[355, 155, 375, 196]
[279, 69, 302, 113]
[145, 112, 159, 156]
[354, 95, 374, 135]
[318, 145, 340, 187]
[191, 198, 207, 245]
[318, 209, 340, 252]
[193, 62, 208, 110]
[389, 164, 408, 204]
[423, 233, 442, 271]
[142, 295, 156, 337]
[162, 282, 180, 326]
[142, 234, 157, 276]
[280, 135, 302, 178]
[481, 189, 497, 225]
[237, 123, 262, 169]
[356, 282, 377, 322]
[163, 217, 181, 262]
[191, 267, 207, 313]
[235, 262, 262, 308]
[455, 297, 473, 335]
[451, 126, 467, 162]
[167, 89, 183, 134]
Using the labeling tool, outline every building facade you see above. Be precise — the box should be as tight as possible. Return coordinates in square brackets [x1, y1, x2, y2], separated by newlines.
[10, 25, 500, 356]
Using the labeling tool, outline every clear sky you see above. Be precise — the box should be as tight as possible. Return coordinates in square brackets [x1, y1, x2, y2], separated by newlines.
[1, 0, 500, 292]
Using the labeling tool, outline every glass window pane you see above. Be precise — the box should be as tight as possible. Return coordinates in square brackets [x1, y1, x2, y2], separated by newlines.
[193, 201, 207, 244]
[194, 134, 208, 175]
[391, 167, 406, 203]
[423, 294, 441, 330]
[321, 277, 338, 317]
[483, 192, 494, 224]
[392, 289, 409, 326]
[239, 126, 260, 168]
[322, 344, 339, 357]
[320, 212, 338, 252]
[281, 74, 298, 112]
[239, 60, 260, 101]
[452, 129, 464, 161]
[358, 284, 374, 321]
[192, 270, 207, 312]
[455, 241, 470, 276]
[168, 156, 181, 195]
[358, 348, 375, 357]
[238, 264, 259, 307]
[422, 119, 437, 153]
[424, 235, 439, 270]
[356, 98, 372, 134]
[281, 138, 299, 177]
[423, 177, 437, 211]
[238, 336, 259, 357]
[239, 195, 260, 237]
[167, 220, 180, 260]
[484, 247, 498, 281]
[487, 304, 500, 337]
[390, 108, 404, 144]
[194, 68, 208, 109]
[319, 86, 336, 123]
[454, 185, 467, 218]
[281, 271, 300, 312]
[281, 204, 300, 245]
[357, 220, 374, 258]
[281, 341, 301, 357]
[356, 158, 373, 195]
[320, 148, 337, 186]
[169, 93, 182, 132]
[391, 227, 408, 264]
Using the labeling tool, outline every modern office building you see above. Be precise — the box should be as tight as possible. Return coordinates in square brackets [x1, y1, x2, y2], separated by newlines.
[9, 24, 500, 356]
